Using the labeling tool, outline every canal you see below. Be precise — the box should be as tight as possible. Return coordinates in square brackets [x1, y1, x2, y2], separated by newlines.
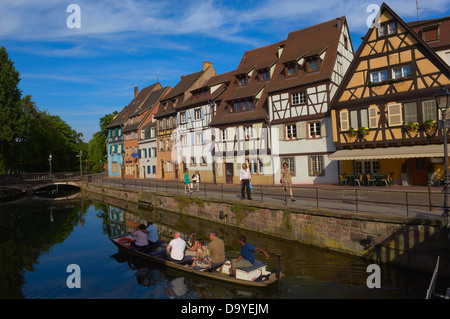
[1, 192, 449, 299]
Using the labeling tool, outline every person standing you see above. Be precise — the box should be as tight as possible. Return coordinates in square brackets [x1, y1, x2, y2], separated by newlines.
[239, 163, 252, 200]
[184, 168, 191, 193]
[281, 162, 295, 202]
[192, 171, 200, 192]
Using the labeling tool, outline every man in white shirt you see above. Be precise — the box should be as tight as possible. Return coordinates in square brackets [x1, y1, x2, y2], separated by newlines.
[166, 232, 186, 261]
[239, 163, 252, 200]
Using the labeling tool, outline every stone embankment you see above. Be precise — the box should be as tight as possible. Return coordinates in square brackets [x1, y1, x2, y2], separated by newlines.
[83, 182, 450, 276]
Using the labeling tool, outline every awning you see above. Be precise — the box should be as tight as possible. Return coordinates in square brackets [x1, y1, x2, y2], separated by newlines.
[329, 144, 445, 161]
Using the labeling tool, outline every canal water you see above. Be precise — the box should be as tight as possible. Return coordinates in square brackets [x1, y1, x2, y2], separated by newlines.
[1, 193, 449, 299]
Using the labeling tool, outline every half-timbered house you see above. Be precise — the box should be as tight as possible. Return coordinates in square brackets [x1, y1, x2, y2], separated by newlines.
[329, 3, 450, 186]
[266, 16, 354, 184]
[176, 71, 233, 184]
[154, 62, 216, 181]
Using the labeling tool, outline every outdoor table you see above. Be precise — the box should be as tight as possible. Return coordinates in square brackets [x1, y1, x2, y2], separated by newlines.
[372, 174, 388, 186]
[344, 175, 356, 185]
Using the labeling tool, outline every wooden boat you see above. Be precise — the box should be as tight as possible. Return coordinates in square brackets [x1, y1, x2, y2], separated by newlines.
[110, 234, 282, 287]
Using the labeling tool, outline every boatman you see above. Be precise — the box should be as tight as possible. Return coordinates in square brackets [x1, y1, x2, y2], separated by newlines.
[230, 234, 270, 277]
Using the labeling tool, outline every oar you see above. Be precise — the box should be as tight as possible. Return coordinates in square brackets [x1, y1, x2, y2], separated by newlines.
[268, 252, 284, 280]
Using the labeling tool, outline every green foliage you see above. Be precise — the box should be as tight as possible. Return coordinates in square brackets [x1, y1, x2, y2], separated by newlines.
[0, 47, 87, 173]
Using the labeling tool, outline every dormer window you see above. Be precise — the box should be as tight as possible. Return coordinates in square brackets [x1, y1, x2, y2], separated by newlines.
[306, 58, 319, 73]
[259, 69, 270, 81]
[285, 63, 296, 77]
[237, 75, 247, 86]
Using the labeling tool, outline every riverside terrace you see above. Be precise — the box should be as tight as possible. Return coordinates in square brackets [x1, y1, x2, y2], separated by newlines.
[89, 174, 449, 220]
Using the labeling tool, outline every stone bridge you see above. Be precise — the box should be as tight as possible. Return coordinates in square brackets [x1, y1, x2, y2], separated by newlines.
[0, 172, 83, 195]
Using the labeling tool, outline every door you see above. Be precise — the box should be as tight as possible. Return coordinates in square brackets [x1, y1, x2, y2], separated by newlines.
[174, 163, 179, 179]
[408, 158, 428, 185]
[225, 163, 234, 184]
[161, 160, 165, 179]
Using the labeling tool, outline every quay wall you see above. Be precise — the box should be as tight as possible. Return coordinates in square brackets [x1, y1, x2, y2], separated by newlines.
[83, 182, 450, 276]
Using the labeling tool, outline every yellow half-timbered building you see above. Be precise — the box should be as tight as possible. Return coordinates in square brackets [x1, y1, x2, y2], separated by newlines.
[330, 3, 450, 186]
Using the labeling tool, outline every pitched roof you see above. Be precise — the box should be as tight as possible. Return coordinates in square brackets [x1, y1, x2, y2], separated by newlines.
[266, 16, 346, 94]
[408, 16, 450, 52]
[106, 83, 161, 129]
[130, 86, 170, 117]
[210, 17, 346, 127]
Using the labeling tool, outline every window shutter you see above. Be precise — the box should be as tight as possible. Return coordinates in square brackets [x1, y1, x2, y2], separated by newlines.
[297, 122, 306, 139]
[138, 149, 141, 159]
[177, 113, 180, 125]
[368, 106, 378, 128]
[278, 125, 284, 140]
[320, 120, 327, 137]
[339, 110, 349, 131]
[388, 103, 402, 126]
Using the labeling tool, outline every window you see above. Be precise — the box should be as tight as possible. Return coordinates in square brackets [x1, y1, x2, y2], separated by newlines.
[180, 112, 187, 123]
[221, 128, 228, 141]
[309, 156, 324, 176]
[245, 126, 254, 140]
[308, 121, 321, 138]
[404, 102, 418, 123]
[307, 59, 319, 73]
[291, 92, 306, 105]
[190, 157, 197, 166]
[339, 110, 349, 131]
[260, 70, 269, 81]
[166, 161, 173, 173]
[360, 109, 369, 128]
[354, 160, 380, 174]
[422, 26, 439, 42]
[392, 65, 411, 79]
[238, 76, 247, 86]
[378, 21, 397, 37]
[195, 109, 202, 121]
[370, 70, 388, 83]
[236, 102, 241, 112]
[350, 110, 358, 129]
[286, 124, 297, 139]
[422, 100, 437, 121]
[286, 64, 296, 77]
[388, 103, 403, 126]
[201, 156, 207, 166]
[281, 157, 295, 176]
[196, 132, 204, 145]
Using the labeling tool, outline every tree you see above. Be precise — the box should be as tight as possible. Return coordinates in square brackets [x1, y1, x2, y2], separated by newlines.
[87, 111, 118, 173]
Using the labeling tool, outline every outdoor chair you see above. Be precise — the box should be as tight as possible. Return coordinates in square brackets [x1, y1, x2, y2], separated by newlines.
[339, 174, 348, 186]
[353, 174, 365, 186]
[366, 174, 376, 186]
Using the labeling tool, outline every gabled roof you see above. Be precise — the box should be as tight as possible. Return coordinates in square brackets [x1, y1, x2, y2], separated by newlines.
[209, 43, 282, 127]
[130, 86, 170, 117]
[180, 70, 235, 109]
[330, 2, 450, 108]
[266, 16, 346, 94]
[106, 82, 161, 129]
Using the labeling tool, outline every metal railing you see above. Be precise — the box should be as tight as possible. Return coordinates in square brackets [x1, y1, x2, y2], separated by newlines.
[0, 171, 82, 184]
[89, 176, 447, 218]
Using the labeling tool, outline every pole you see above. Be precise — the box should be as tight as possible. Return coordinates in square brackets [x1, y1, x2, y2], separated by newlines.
[442, 108, 450, 218]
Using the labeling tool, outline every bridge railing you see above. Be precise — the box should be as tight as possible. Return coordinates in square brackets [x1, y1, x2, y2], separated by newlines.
[0, 171, 81, 184]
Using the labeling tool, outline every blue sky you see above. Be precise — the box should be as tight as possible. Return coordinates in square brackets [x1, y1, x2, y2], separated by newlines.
[1, 0, 449, 142]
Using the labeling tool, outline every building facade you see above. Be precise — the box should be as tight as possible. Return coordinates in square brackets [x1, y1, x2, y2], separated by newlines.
[329, 3, 450, 186]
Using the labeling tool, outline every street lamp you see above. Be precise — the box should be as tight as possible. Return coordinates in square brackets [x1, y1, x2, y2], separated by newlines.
[48, 154, 52, 178]
[436, 85, 450, 218]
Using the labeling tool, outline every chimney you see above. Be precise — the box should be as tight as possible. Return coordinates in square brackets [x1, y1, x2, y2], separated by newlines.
[134, 87, 138, 98]
[203, 61, 213, 71]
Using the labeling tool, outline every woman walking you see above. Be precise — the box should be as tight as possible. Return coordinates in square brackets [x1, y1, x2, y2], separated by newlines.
[184, 168, 191, 193]
[281, 162, 295, 202]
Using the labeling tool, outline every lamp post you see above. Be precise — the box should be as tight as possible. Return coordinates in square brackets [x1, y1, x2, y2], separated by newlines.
[48, 154, 52, 178]
[436, 85, 450, 218]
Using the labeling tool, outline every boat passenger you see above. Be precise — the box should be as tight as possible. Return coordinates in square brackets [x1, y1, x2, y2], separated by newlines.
[131, 224, 150, 248]
[230, 234, 270, 277]
[192, 238, 212, 269]
[185, 232, 199, 257]
[146, 221, 159, 246]
[208, 231, 225, 268]
[166, 232, 186, 262]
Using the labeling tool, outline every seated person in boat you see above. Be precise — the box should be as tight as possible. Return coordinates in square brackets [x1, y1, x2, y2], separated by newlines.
[131, 224, 150, 248]
[208, 231, 225, 268]
[166, 232, 186, 262]
[185, 232, 199, 257]
[146, 221, 159, 246]
[230, 234, 270, 277]
[192, 238, 212, 269]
